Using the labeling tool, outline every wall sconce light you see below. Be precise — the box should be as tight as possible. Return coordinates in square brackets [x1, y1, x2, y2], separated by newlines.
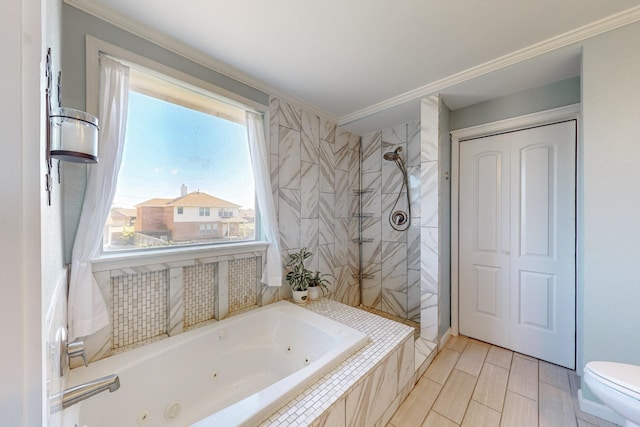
[49, 108, 99, 163]
[45, 48, 100, 205]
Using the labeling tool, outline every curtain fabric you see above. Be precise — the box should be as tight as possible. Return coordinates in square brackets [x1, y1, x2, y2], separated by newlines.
[246, 111, 282, 287]
[68, 57, 130, 339]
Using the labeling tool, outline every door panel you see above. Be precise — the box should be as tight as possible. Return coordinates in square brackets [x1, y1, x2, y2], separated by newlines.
[474, 265, 501, 318]
[518, 271, 554, 330]
[520, 145, 553, 258]
[459, 121, 576, 368]
[459, 133, 510, 350]
[475, 153, 501, 253]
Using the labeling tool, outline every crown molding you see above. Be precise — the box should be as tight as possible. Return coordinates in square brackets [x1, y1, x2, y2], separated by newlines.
[339, 5, 640, 126]
[63, 0, 339, 124]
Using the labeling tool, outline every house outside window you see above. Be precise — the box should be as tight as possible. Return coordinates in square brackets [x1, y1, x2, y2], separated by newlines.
[103, 63, 257, 252]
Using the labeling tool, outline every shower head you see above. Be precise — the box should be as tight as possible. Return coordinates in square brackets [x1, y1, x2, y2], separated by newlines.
[383, 147, 402, 161]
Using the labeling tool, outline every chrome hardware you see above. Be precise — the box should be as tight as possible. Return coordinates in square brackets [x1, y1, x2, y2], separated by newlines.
[52, 374, 120, 410]
[57, 326, 88, 377]
[67, 337, 88, 367]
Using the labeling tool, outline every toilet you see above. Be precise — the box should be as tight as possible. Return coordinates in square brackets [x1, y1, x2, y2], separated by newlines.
[584, 361, 640, 427]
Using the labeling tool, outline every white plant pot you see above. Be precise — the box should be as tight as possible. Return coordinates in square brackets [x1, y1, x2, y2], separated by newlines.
[308, 286, 321, 301]
[292, 290, 308, 304]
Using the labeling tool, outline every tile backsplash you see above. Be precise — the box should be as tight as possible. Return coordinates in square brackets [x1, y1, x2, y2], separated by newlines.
[112, 270, 169, 349]
[90, 250, 264, 362]
[183, 262, 216, 328]
[228, 257, 258, 312]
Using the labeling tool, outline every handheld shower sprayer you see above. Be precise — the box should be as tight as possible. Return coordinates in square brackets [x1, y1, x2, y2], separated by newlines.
[383, 147, 402, 161]
[383, 146, 411, 232]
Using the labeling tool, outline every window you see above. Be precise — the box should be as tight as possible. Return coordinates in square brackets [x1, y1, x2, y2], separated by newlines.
[104, 65, 256, 252]
[199, 224, 212, 235]
[219, 208, 233, 218]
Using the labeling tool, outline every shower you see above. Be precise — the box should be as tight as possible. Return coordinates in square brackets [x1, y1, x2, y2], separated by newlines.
[383, 147, 411, 232]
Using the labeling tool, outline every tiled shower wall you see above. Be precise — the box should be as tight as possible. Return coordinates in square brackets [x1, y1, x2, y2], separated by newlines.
[420, 95, 443, 344]
[267, 98, 361, 307]
[360, 122, 421, 321]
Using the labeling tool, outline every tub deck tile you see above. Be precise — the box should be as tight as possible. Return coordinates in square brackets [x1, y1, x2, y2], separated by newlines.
[258, 299, 414, 427]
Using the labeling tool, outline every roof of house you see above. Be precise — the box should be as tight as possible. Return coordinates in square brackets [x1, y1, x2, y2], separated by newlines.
[136, 198, 174, 207]
[111, 208, 137, 217]
[136, 191, 241, 208]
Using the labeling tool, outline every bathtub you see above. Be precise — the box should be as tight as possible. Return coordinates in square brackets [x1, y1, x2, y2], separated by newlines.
[63, 300, 368, 427]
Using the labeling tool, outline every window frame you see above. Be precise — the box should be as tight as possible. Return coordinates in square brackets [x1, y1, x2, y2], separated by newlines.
[86, 36, 269, 265]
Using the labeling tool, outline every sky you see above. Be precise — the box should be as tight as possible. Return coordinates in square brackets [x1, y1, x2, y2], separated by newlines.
[112, 90, 256, 210]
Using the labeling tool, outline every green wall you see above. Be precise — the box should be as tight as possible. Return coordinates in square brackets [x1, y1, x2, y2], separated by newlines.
[580, 20, 640, 402]
[450, 76, 580, 131]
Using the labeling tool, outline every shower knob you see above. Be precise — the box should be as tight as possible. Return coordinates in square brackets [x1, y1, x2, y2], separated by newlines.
[391, 211, 408, 226]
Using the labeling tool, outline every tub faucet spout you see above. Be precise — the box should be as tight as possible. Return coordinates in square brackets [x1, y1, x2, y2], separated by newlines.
[60, 374, 120, 409]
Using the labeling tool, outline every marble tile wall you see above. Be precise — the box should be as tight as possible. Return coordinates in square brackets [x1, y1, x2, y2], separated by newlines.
[360, 121, 421, 322]
[269, 98, 361, 306]
[420, 95, 441, 343]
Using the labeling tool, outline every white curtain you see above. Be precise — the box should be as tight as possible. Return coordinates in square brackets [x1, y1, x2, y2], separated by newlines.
[68, 57, 130, 340]
[246, 111, 282, 286]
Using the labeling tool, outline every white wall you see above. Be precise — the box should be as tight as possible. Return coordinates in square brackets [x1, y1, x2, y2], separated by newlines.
[580, 20, 640, 397]
[0, 0, 48, 424]
[42, 1, 70, 426]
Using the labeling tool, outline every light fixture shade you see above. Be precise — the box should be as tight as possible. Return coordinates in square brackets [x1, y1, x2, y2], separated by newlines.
[50, 108, 99, 163]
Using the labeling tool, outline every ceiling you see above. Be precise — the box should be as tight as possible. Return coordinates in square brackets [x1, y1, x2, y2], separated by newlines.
[71, 0, 640, 133]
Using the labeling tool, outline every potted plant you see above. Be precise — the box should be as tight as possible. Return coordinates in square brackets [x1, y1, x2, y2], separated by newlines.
[285, 248, 313, 304]
[308, 271, 331, 300]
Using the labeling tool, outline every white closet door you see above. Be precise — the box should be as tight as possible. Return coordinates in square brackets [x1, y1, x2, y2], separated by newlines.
[459, 121, 576, 368]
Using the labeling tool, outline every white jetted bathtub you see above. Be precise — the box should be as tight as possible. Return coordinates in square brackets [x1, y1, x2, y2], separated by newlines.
[63, 301, 368, 426]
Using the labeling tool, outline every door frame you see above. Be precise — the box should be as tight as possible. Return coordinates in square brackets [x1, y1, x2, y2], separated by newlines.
[450, 104, 580, 338]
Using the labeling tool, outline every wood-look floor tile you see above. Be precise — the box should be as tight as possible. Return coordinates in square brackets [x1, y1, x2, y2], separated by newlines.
[445, 334, 469, 353]
[389, 377, 442, 427]
[433, 369, 477, 424]
[501, 391, 538, 427]
[473, 362, 509, 412]
[485, 346, 513, 370]
[468, 338, 491, 348]
[539, 360, 571, 391]
[539, 381, 577, 427]
[456, 342, 489, 377]
[508, 355, 539, 401]
[425, 348, 461, 385]
[394, 340, 620, 427]
[462, 401, 501, 427]
[422, 411, 459, 427]
[514, 352, 538, 362]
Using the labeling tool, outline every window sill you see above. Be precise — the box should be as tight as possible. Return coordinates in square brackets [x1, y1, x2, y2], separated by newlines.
[92, 240, 269, 273]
